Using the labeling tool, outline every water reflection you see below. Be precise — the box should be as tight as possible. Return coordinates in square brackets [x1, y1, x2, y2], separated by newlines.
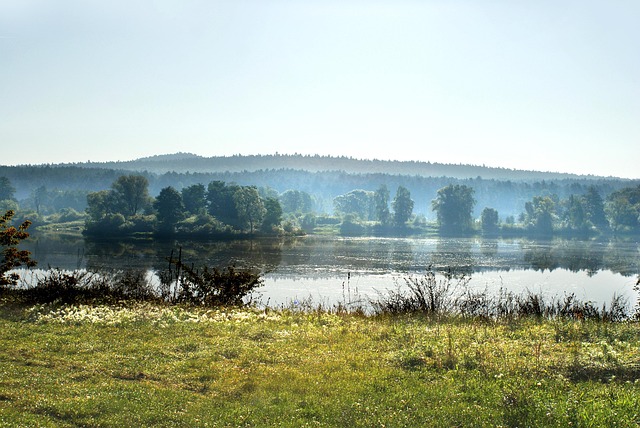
[22, 233, 639, 282]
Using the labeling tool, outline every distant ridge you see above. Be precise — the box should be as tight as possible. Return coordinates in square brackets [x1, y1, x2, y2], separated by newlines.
[78, 153, 607, 181]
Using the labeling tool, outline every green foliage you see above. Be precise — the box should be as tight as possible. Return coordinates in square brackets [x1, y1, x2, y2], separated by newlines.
[333, 189, 375, 220]
[0, 199, 19, 213]
[111, 175, 152, 217]
[279, 189, 314, 214]
[561, 194, 588, 232]
[206, 181, 239, 225]
[165, 252, 262, 306]
[0, 176, 16, 201]
[10, 268, 156, 304]
[584, 186, 608, 228]
[524, 195, 557, 235]
[606, 185, 640, 232]
[85, 213, 126, 235]
[176, 213, 231, 236]
[181, 183, 206, 215]
[153, 186, 185, 234]
[233, 186, 265, 234]
[392, 185, 414, 227]
[339, 213, 366, 236]
[1, 210, 36, 286]
[298, 213, 316, 233]
[432, 184, 476, 233]
[51, 208, 85, 223]
[261, 197, 283, 233]
[480, 207, 499, 234]
[373, 184, 391, 225]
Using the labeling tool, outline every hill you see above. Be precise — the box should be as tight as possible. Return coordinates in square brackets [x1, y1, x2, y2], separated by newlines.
[78, 153, 605, 181]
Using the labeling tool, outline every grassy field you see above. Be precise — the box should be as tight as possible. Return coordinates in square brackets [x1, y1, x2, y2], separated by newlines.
[1, 301, 639, 427]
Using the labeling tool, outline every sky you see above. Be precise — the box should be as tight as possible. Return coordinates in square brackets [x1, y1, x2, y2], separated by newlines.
[1, 1, 639, 178]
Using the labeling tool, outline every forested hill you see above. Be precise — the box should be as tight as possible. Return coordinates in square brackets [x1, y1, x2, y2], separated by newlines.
[79, 153, 601, 181]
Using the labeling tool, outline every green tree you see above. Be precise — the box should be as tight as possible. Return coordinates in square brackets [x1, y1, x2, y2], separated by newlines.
[280, 190, 314, 214]
[1, 210, 37, 286]
[32, 185, 48, 215]
[562, 195, 587, 231]
[431, 184, 476, 233]
[374, 184, 391, 225]
[480, 207, 499, 234]
[181, 184, 206, 215]
[111, 175, 151, 217]
[525, 196, 556, 235]
[154, 186, 185, 234]
[0, 177, 16, 201]
[333, 190, 375, 220]
[207, 181, 239, 226]
[261, 197, 283, 233]
[86, 190, 117, 222]
[606, 186, 640, 232]
[392, 186, 414, 227]
[583, 186, 607, 229]
[233, 186, 265, 234]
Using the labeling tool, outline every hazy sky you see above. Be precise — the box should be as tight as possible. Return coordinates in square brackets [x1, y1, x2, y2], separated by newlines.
[1, 1, 639, 178]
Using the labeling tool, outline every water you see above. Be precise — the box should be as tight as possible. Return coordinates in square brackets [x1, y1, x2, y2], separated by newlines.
[18, 234, 640, 308]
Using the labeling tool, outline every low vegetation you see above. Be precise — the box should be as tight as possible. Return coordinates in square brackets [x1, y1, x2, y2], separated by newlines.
[1, 299, 640, 427]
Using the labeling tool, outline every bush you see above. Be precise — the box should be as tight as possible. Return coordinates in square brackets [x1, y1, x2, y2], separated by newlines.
[164, 250, 262, 306]
[13, 268, 156, 304]
[372, 268, 631, 321]
[1, 210, 37, 287]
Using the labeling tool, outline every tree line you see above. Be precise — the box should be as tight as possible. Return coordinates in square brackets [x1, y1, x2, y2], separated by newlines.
[2, 173, 640, 237]
[84, 176, 288, 237]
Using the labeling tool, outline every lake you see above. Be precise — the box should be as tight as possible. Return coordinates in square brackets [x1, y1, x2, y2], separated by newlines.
[20, 234, 640, 310]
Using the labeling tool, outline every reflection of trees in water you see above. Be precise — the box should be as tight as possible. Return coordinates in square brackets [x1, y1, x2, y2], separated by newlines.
[85, 239, 159, 272]
[25, 233, 86, 270]
[479, 239, 499, 258]
[151, 238, 286, 274]
[519, 238, 639, 276]
[430, 239, 474, 276]
[390, 239, 414, 271]
[521, 241, 560, 272]
[602, 240, 640, 277]
[326, 238, 416, 273]
[24, 234, 640, 280]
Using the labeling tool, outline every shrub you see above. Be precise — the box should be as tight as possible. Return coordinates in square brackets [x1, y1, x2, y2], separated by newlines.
[162, 249, 263, 307]
[1, 210, 37, 287]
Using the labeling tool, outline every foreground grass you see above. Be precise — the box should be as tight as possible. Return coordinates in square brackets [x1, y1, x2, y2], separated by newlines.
[1, 302, 639, 427]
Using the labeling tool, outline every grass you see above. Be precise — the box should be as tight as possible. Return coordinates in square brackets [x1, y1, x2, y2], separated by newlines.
[1, 300, 640, 427]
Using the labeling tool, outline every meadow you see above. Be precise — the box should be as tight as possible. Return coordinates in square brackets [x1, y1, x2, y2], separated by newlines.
[1, 300, 639, 427]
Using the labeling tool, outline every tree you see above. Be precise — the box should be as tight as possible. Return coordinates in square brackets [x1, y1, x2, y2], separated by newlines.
[280, 190, 314, 214]
[111, 175, 151, 217]
[392, 186, 414, 227]
[154, 187, 185, 234]
[181, 184, 206, 215]
[431, 184, 476, 233]
[562, 195, 587, 231]
[480, 207, 499, 234]
[583, 186, 607, 229]
[207, 181, 239, 226]
[333, 190, 375, 220]
[261, 197, 283, 233]
[0, 177, 16, 201]
[1, 210, 37, 286]
[86, 190, 117, 222]
[605, 186, 640, 232]
[33, 185, 48, 215]
[233, 186, 265, 234]
[525, 196, 556, 235]
[374, 184, 391, 225]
